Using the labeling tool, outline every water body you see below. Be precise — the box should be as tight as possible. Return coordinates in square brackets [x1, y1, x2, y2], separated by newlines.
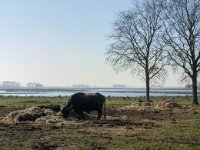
[0, 88, 199, 97]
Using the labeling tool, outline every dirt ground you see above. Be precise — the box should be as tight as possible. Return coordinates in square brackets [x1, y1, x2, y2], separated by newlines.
[0, 101, 200, 150]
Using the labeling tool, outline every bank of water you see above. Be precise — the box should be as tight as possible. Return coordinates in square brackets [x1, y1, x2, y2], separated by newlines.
[0, 88, 199, 97]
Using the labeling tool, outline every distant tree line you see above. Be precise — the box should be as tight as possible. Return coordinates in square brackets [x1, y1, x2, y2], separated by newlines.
[106, 0, 200, 104]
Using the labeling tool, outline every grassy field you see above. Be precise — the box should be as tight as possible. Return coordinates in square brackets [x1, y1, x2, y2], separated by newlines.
[0, 96, 137, 107]
[0, 96, 200, 150]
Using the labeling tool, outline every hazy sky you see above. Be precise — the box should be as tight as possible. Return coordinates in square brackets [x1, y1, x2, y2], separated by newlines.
[0, 0, 181, 87]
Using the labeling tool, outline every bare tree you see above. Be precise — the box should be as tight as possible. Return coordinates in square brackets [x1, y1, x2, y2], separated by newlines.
[106, 0, 168, 101]
[163, 0, 200, 104]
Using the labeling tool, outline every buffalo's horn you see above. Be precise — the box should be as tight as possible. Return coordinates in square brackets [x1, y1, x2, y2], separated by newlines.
[65, 104, 73, 111]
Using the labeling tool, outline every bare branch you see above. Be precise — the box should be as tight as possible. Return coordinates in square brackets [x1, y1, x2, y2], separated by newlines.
[163, 0, 200, 104]
[106, 0, 167, 101]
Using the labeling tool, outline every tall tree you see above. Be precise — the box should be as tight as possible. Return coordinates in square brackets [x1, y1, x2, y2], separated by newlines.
[106, 0, 167, 101]
[163, 0, 200, 104]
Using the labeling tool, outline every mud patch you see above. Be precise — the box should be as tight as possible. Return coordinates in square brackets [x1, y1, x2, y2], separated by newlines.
[31, 140, 58, 150]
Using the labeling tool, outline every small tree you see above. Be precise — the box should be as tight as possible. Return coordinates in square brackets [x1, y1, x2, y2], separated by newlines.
[106, 0, 168, 101]
[163, 0, 200, 104]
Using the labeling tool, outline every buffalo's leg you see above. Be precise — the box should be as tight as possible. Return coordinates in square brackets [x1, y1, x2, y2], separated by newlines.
[97, 109, 102, 120]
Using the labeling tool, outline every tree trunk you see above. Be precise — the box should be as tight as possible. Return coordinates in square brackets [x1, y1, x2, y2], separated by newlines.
[192, 74, 199, 105]
[146, 71, 150, 102]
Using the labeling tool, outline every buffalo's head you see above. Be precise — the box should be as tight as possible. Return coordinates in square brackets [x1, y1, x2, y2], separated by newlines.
[61, 104, 73, 118]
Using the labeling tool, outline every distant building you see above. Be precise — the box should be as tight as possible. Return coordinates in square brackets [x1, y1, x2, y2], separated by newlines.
[27, 83, 43, 88]
[2, 81, 21, 88]
[112, 84, 127, 88]
[185, 84, 192, 89]
[72, 84, 90, 88]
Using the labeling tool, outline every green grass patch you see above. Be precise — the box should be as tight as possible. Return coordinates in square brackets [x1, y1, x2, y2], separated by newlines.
[0, 96, 68, 106]
[0, 96, 199, 107]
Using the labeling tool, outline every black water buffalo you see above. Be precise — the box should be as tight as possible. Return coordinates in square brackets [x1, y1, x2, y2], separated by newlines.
[61, 92, 106, 120]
